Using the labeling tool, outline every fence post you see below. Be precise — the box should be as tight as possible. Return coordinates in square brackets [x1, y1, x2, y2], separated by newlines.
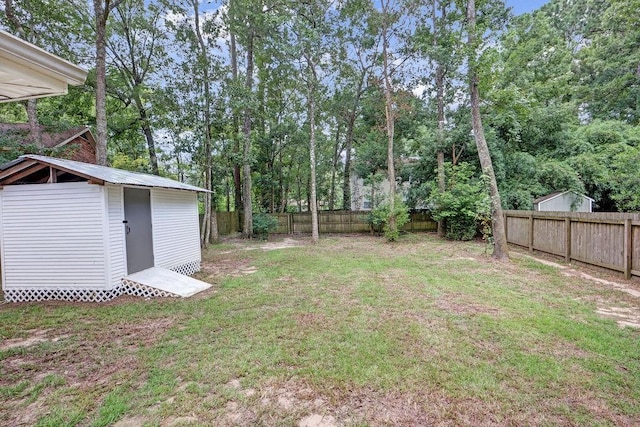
[565, 217, 571, 262]
[624, 218, 632, 279]
[528, 213, 534, 253]
[504, 212, 508, 243]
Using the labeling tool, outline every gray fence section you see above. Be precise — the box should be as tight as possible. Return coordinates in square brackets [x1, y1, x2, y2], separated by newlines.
[505, 210, 640, 279]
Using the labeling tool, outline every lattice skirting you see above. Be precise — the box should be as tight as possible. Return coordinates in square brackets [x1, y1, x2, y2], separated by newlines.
[120, 279, 179, 298]
[169, 260, 201, 276]
[3, 288, 124, 303]
[3, 261, 201, 303]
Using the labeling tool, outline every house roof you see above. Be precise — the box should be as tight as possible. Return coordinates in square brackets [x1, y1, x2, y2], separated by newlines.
[533, 190, 595, 204]
[0, 30, 87, 103]
[0, 123, 93, 148]
[0, 155, 209, 192]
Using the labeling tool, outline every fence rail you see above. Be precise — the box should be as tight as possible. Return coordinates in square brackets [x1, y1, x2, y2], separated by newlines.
[210, 210, 437, 236]
[504, 210, 640, 279]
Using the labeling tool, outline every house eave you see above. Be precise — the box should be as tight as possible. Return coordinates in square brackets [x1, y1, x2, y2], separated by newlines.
[0, 30, 88, 103]
[54, 126, 93, 148]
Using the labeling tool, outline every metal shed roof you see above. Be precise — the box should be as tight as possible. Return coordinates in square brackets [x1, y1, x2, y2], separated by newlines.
[2, 155, 208, 192]
[0, 30, 88, 103]
[533, 190, 594, 204]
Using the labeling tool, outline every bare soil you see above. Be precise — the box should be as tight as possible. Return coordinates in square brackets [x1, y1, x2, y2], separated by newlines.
[520, 253, 640, 328]
[0, 318, 174, 427]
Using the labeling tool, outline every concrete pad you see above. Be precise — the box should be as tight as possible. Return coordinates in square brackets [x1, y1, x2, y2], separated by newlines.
[123, 267, 211, 297]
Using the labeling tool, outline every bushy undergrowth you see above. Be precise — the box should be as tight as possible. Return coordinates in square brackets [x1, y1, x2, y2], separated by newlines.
[368, 196, 410, 241]
[252, 212, 279, 240]
[429, 163, 490, 241]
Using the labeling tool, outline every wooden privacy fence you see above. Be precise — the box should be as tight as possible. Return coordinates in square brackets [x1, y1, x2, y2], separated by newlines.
[504, 210, 640, 279]
[209, 210, 437, 236]
[216, 211, 241, 235]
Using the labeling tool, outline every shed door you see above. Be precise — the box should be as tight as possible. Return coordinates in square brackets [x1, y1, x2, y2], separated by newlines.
[124, 188, 154, 274]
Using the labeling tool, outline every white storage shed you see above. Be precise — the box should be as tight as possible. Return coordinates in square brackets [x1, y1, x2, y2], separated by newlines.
[533, 191, 594, 213]
[0, 155, 209, 302]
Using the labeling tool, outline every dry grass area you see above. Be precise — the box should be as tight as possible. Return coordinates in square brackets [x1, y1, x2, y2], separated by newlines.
[1, 234, 639, 426]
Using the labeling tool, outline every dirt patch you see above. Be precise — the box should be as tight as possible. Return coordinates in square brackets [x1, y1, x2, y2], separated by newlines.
[0, 318, 175, 427]
[0, 329, 69, 351]
[436, 293, 502, 317]
[113, 415, 148, 427]
[299, 414, 337, 427]
[216, 235, 307, 254]
[558, 268, 640, 298]
[259, 237, 305, 251]
[200, 257, 256, 282]
[295, 313, 326, 328]
[214, 377, 511, 426]
[199, 236, 307, 285]
[596, 306, 640, 329]
[110, 318, 175, 348]
[521, 255, 640, 329]
[161, 415, 199, 426]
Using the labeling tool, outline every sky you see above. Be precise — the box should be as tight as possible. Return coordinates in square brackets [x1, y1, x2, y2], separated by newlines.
[507, 0, 551, 15]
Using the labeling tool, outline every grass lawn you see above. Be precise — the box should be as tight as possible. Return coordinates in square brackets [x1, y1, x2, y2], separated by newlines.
[1, 234, 639, 426]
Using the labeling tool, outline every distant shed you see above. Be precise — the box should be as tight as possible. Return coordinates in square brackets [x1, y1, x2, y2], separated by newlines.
[0, 155, 207, 302]
[533, 191, 594, 212]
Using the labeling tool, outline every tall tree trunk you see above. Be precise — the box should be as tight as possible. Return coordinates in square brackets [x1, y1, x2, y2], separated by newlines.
[4, 0, 26, 37]
[269, 157, 275, 213]
[242, 32, 255, 239]
[6, 0, 39, 145]
[226, 177, 231, 211]
[381, 0, 396, 239]
[281, 181, 289, 214]
[279, 147, 287, 213]
[26, 99, 41, 145]
[193, 0, 213, 246]
[434, 0, 446, 237]
[296, 171, 303, 212]
[341, 114, 354, 210]
[200, 118, 212, 246]
[307, 58, 319, 244]
[210, 195, 219, 242]
[93, 1, 117, 166]
[175, 146, 183, 181]
[306, 176, 311, 213]
[341, 71, 367, 211]
[133, 93, 159, 175]
[230, 32, 243, 211]
[329, 123, 342, 211]
[467, 0, 509, 260]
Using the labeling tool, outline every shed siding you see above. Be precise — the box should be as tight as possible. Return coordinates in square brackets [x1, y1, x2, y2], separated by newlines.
[537, 193, 591, 212]
[151, 188, 200, 270]
[107, 185, 126, 288]
[0, 182, 108, 289]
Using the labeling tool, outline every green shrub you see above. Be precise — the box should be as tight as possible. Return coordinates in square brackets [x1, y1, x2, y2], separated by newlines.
[252, 213, 279, 240]
[429, 163, 490, 241]
[368, 196, 410, 242]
